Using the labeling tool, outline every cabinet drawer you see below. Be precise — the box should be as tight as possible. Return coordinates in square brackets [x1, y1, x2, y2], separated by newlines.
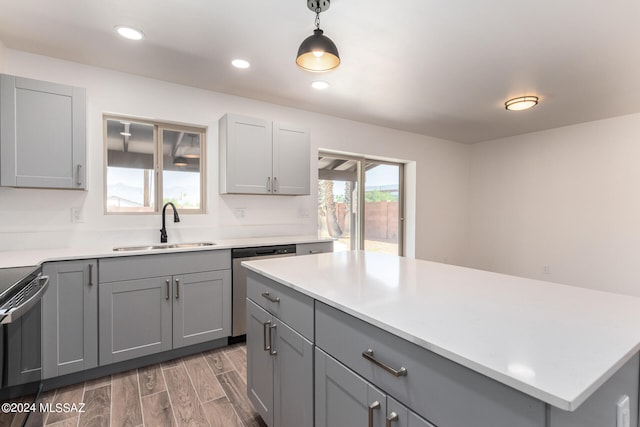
[315, 302, 545, 427]
[247, 270, 313, 341]
[99, 250, 230, 283]
[296, 241, 333, 255]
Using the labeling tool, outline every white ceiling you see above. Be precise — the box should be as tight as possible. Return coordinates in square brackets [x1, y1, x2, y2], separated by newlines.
[1, 0, 639, 143]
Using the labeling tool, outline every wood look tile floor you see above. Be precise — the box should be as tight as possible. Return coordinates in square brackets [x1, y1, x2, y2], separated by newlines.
[0, 343, 267, 427]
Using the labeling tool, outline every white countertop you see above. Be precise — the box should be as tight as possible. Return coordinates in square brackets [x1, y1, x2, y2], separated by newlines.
[242, 250, 640, 411]
[0, 235, 332, 269]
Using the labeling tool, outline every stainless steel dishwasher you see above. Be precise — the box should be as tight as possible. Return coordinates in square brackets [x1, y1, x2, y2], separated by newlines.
[231, 244, 296, 337]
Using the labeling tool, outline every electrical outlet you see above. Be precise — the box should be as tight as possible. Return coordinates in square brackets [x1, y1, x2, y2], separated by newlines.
[234, 208, 246, 219]
[71, 207, 83, 223]
[543, 265, 550, 275]
[297, 208, 310, 218]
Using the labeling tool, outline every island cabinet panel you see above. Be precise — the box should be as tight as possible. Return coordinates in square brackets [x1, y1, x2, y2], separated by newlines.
[315, 301, 546, 427]
[548, 352, 639, 427]
[315, 347, 435, 427]
[247, 271, 314, 341]
[41, 260, 98, 379]
[246, 289, 313, 427]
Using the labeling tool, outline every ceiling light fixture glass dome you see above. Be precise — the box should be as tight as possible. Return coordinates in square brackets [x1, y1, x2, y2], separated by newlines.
[114, 25, 144, 41]
[296, 1, 340, 72]
[505, 96, 539, 111]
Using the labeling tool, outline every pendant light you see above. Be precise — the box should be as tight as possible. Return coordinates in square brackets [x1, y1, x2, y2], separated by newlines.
[296, 0, 340, 72]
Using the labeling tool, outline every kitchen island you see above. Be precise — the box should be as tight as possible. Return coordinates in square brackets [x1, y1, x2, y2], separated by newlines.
[242, 251, 640, 427]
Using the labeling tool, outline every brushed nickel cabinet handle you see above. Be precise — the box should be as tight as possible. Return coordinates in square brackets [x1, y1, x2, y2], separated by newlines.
[368, 401, 380, 427]
[267, 177, 271, 192]
[386, 412, 399, 427]
[165, 280, 170, 300]
[175, 278, 180, 299]
[261, 292, 280, 303]
[362, 349, 407, 377]
[263, 320, 271, 351]
[77, 164, 82, 186]
[268, 323, 277, 356]
[88, 264, 93, 286]
[273, 177, 278, 193]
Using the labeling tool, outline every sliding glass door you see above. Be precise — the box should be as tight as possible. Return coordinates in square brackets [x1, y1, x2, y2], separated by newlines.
[318, 153, 404, 255]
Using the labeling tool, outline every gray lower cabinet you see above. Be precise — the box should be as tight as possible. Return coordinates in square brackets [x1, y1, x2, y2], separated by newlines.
[5, 300, 41, 386]
[99, 276, 172, 364]
[41, 260, 98, 379]
[99, 271, 231, 364]
[315, 347, 434, 427]
[98, 251, 231, 365]
[295, 241, 333, 256]
[246, 299, 313, 427]
[0, 74, 86, 189]
[173, 270, 230, 348]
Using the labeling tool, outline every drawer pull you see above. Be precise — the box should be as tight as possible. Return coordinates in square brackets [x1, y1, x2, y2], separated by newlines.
[263, 320, 272, 351]
[362, 349, 407, 377]
[368, 401, 380, 427]
[386, 412, 399, 427]
[261, 292, 280, 303]
[268, 324, 277, 356]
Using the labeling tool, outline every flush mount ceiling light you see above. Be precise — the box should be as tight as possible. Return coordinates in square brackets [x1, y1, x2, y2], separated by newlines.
[115, 25, 144, 41]
[505, 96, 539, 111]
[311, 80, 330, 90]
[231, 59, 250, 69]
[296, 0, 340, 72]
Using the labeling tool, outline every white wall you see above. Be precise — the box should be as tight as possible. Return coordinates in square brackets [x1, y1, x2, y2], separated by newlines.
[0, 40, 6, 72]
[0, 49, 471, 262]
[468, 113, 640, 296]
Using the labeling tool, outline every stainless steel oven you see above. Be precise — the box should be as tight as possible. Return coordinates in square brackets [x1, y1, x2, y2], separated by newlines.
[231, 245, 296, 337]
[0, 265, 49, 399]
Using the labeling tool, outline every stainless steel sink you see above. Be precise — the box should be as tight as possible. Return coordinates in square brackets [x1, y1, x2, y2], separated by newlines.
[113, 242, 216, 252]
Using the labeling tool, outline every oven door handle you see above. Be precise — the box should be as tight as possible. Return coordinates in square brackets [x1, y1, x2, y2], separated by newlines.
[0, 275, 50, 325]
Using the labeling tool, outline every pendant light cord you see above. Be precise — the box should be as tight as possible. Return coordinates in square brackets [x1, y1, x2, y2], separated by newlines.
[315, 8, 321, 29]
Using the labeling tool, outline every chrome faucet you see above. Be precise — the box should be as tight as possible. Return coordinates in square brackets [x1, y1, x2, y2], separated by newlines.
[160, 202, 180, 243]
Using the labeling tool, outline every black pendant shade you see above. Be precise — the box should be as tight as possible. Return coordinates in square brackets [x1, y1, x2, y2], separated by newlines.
[296, 28, 340, 72]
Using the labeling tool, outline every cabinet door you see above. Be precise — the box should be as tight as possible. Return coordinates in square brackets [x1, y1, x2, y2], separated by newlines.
[173, 269, 231, 348]
[5, 300, 41, 386]
[315, 347, 387, 427]
[99, 276, 172, 364]
[387, 396, 437, 427]
[273, 319, 313, 427]
[272, 122, 310, 195]
[41, 260, 98, 379]
[0, 74, 86, 189]
[220, 114, 272, 194]
[247, 299, 275, 426]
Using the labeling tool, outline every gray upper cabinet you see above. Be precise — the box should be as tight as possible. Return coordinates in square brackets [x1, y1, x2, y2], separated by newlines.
[219, 114, 309, 195]
[41, 260, 98, 379]
[0, 74, 86, 189]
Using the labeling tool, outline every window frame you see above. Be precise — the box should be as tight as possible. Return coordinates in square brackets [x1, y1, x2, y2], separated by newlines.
[103, 114, 207, 215]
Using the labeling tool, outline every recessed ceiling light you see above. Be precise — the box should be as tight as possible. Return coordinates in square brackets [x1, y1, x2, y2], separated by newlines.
[311, 81, 329, 90]
[505, 96, 539, 111]
[231, 59, 250, 69]
[115, 26, 144, 41]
